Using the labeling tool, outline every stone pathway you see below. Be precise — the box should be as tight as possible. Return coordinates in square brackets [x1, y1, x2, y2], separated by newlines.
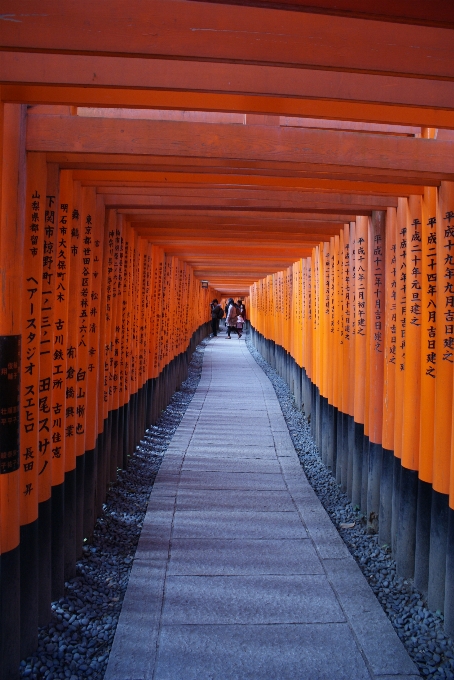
[105, 337, 420, 680]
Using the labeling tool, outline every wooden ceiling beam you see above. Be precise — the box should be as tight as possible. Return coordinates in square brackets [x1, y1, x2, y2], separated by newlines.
[99, 190, 396, 211]
[124, 210, 357, 221]
[69, 170, 423, 195]
[192, 0, 454, 28]
[44, 152, 444, 184]
[2, 1, 453, 79]
[5, 85, 454, 129]
[27, 116, 454, 175]
[2, 52, 454, 112]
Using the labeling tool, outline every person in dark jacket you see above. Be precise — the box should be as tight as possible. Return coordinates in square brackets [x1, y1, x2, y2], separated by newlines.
[210, 299, 224, 336]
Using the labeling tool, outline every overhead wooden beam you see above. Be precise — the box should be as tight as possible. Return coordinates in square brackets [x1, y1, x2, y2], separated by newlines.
[193, 0, 454, 28]
[70, 170, 423, 195]
[27, 116, 454, 175]
[5, 84, 454, 129]
[44, 152, 442, 185]
[99, 189, 397, 211]
[2, 52, 454, 112]
[124, 210, 358, 222]
[2, 1, 453, 79]
[129, 214, 344, 225]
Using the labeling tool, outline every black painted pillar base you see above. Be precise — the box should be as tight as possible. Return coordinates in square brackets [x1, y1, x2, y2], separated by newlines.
[428, 489, 449, 612]
[38, 497, 52, 627]
[51, 481, 65, 602]
[367, 442, 383, 534]
[360, 435, 370, 514]
[346, 415, 354, 500]
[0, 545, 20, 680]
[327, 404, 337, 474]
[110, 408, 119, 482]
[444, 507, 454, 637]
[391, 455, 401, 556]
[311, 383, 317, 440]
[352, 421, 364, 509]
[75, 454, 85, 561]
[335, 410, 343, 485]
[83, 447, 97, 542]
[379, 448, 394, 547]
[20, 520, 39, 659]
[315, 388, 322, 451]
[320, 396, 329, 465]
[396, 466, 418, 578]
[414, 478, 432, 596]
[64, 467, 77, 581]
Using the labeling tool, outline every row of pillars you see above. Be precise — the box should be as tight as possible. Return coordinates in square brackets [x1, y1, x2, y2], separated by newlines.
[0, 103, 215, 680]
[251, 328, 454, 635]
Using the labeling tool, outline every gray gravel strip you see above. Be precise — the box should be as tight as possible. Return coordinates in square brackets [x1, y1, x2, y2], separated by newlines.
[246, 331, 454, 680]
[19, 340, 209, 680]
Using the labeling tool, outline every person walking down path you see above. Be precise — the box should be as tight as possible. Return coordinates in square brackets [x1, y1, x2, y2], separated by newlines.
[106, 338, 419, 680]
[210, 299, 224, 337]
[236, 299, 245, 335]
[226, 298, 242, 339]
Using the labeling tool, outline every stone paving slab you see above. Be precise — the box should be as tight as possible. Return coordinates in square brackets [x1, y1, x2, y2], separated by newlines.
[176, 470, 288, 490]
[161, 574, 345, 625]
[167, 538, 323, 575]
[181, 456, 282, 473]
[153, 624, 373, 680]
[173, 488, 297, 512]
[171, 509, 308, 539]
[106, 338, 419, 680]
[184, 445, 276, 456]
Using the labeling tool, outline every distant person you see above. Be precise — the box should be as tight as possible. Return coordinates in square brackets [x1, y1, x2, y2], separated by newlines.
[238, 299, 247, 331]
[235, 299, 245, 336]
[226, 298, 242, 339]
[210, 299, 224, 336]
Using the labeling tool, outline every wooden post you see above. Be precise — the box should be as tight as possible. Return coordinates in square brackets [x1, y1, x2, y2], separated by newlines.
[0, 102, 26, 679]
[50, 170, 71, 601]
[20, 151, 47, 658]
[380, 207, 397, 547]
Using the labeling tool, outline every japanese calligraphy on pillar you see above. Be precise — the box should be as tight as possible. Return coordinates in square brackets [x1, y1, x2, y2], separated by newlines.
[356, 234, 367, 337]
[409, 217, 423, 332]
[51, 197, 69, 468]
[0, 335, 20, 474]
[344, 239, 351, 341]
[398, 212, 407, 372]
[424, 216, 437, 378]
[65, 203, 81, 446]
[373, 227, 385, 353]
[443, 210, 454, 364]
[38, 191, 58, 489]
[21, 175, 44, 503]
[325, 246, 331, 321]
[387, 231, 397, 366]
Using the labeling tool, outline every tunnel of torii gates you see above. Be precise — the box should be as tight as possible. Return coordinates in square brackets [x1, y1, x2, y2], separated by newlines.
[2, 0, 454, 676]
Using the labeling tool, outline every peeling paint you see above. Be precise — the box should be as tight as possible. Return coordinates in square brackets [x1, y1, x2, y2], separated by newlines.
[0, 13, 48, 21]
[190, 27, 290, 37]
[0, 14, 21, 22]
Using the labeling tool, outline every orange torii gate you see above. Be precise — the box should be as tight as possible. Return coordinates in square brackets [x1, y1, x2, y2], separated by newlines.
[1, 1, 454, 677]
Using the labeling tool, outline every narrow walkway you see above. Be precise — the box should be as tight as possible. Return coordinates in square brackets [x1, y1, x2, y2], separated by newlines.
[106, 338, 419, 680]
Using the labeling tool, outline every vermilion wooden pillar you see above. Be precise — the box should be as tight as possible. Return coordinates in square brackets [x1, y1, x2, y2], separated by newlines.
[0, 101, 25, 680]
[429, 181, 454, 611]
[20, 151, 47, 659]
[366, 211, 386, 534]
[380, 207, 397, 547]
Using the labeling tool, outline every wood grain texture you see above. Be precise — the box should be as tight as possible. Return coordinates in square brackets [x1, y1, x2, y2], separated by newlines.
[26, 116, 454, 175]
